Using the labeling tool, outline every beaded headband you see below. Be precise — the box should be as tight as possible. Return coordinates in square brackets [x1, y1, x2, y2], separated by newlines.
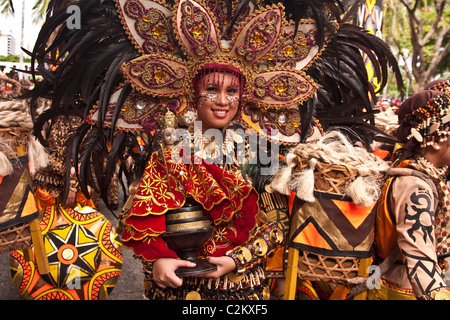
[426, 79, 450, 93]
[406, 91, 450, 148]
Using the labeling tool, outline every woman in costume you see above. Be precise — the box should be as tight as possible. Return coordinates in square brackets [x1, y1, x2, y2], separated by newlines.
[121, 66, 288, 299]
[29, 0, 403, 300]
[371, 84, 450, 300]
[115, 0, 319, 296]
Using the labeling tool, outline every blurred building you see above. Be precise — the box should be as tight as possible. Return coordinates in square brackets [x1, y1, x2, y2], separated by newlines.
[0, 30, 17, 56]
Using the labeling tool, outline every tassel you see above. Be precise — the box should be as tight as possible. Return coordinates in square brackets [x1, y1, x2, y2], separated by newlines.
[271, 165, 293, 195]
[27, 135, 49, 176]
[346, 168, 381, 207]
[270, 153, 298, 195]
[291, 158, 317, 203]
[0, 138, 14, 177]
[0, 151, 13, 177]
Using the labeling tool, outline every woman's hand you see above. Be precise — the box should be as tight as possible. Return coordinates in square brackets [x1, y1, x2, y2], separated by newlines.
[153, 258, 196, 289]
[199, 256, 236, 279]
[65, 189, 76, 205]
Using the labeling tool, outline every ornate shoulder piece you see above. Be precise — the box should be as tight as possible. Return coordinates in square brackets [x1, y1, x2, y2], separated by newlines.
[86, 85, 187, 133]
[249, 67, 316, 108]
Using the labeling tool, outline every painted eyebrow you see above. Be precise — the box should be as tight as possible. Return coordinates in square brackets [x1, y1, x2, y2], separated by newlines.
[203, 82, 239, 91]
[205, 83, 239, 88]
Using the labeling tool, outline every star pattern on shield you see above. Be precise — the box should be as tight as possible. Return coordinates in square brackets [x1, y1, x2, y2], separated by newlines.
[43, 224, 101, 288]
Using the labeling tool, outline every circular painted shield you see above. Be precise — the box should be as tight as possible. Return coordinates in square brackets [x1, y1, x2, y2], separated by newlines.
[9, 204, 123, 300]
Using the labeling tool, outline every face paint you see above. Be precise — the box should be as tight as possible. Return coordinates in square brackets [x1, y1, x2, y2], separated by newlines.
[196, 71, 241, 132]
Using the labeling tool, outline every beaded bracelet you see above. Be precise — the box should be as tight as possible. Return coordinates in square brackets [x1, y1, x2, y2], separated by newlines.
[226, 222, 284, 280]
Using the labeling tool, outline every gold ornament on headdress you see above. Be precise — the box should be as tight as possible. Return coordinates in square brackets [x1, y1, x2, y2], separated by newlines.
[164, 109, 178, 128]
[155, 108, 178, 128]
[118, 0, 317, 107]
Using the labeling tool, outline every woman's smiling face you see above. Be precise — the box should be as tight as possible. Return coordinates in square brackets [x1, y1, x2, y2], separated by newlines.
[196, 71, 241, 132]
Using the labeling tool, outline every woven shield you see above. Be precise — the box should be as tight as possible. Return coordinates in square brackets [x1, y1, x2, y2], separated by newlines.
[289, 160, 379, 284]
[0, 127, 39, 253]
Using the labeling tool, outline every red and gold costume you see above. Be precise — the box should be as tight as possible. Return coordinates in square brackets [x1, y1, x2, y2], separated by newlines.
[122, 148, 259, 261]
[121, 137, 284, 299]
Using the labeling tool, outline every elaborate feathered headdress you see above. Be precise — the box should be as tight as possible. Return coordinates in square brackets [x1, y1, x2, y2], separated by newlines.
[86, 0, 336, 145]
[29, 0, 403, 204]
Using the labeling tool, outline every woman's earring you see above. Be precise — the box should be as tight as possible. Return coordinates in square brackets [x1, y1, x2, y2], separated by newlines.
[433, 143, 441, 150]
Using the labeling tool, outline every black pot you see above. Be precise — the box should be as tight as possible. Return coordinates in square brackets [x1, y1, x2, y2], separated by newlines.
[162, 200, 217, 276]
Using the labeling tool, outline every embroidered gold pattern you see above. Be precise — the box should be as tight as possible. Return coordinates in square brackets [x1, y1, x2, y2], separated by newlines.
[119, 0, 175, 54]
[235, 10, 280, 63]
[179, 1, 218, 57]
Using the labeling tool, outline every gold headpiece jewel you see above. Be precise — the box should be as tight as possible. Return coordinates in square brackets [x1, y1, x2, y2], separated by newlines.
[156, 108, 178, 128]
[163, 109, 178, 128]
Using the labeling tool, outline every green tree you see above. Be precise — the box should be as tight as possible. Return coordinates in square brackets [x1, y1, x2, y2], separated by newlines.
[383, 0, 449, 93]
[1, 0, 49, 19]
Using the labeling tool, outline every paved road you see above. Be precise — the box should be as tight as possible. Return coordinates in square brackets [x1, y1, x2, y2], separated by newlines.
[0, 201, 144, 300]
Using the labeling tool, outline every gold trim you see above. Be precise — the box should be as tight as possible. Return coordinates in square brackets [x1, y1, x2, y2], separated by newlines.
[367, 280, 416, 300]
[165, 220, 211, 232]
[227, 271, 245, 283]
[434, 289, 450, 300]
[165, 209, 205, 222]
[240, 247, 252, 263]
[253, 239, 268, 256]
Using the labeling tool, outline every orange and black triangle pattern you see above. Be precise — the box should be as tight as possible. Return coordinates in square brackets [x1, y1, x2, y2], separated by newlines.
[0, 172, 39, 231]
[290, 216, 339, 253]
[316, 193, 377, 248]
[289, 191, 377, 258]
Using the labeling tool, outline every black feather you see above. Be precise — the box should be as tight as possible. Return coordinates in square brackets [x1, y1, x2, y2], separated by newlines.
[102, 132, 126, 211]
[110, 82, 133, 141]
[78, 126, 105, 198]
